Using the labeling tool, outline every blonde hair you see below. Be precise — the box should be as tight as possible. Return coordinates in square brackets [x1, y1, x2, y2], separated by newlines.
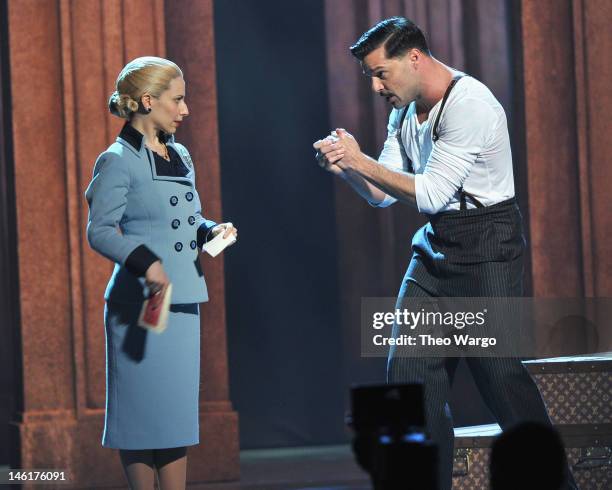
[108, 56, 183, 119]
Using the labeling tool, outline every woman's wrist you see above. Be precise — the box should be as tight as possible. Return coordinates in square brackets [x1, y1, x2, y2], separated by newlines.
[125, 245, 160, 277]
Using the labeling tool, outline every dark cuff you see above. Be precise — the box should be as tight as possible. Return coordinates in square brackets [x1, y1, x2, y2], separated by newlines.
[125, 245, 160, 277]
[197, 224, 216, 248]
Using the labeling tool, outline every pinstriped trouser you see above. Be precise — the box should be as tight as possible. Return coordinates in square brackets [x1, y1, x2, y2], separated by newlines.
[387, 279, 557, 489]
[387, 200, 577, 489]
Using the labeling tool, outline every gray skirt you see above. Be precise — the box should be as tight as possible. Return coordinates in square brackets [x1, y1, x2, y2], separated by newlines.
[102, 301, 200, 449]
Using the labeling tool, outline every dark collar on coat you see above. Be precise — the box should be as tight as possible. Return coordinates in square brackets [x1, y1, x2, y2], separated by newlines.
[119, 121, 172, 151]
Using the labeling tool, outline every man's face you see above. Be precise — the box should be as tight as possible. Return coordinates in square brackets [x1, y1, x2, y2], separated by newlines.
[361, 45, 420, 109]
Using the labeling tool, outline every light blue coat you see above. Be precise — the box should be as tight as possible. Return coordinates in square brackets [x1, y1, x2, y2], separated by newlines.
[85, 129, 216, 304]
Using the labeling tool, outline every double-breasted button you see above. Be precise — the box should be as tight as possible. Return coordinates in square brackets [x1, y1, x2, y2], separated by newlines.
[170, 195, 179, 206]
[171, 219, 181, 229]
[174, 242, 183, 252]
[190, 240, 197, 250]
[188, 215, 196, 225]
[185, 191, 194, 202]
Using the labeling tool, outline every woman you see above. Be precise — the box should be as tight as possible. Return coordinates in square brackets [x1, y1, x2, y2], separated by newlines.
[85, 56, 237, 490]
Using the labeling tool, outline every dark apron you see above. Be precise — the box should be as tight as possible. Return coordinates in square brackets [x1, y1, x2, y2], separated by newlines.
[407, 198, 526, 297]
[401, 76, 526, 298]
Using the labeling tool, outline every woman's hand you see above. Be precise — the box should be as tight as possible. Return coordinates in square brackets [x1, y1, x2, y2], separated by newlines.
[211, 222, 238, 240]
[144, 260, 170, 297]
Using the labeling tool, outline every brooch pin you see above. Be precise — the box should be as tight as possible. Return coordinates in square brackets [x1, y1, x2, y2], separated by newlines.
[177, 146, 193, 169]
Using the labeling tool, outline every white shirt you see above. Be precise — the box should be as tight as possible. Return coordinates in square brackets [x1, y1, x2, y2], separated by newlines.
[374, 72, 515, 214]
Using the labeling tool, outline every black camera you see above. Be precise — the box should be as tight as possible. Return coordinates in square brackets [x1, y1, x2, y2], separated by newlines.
[348, 384, 438, 490]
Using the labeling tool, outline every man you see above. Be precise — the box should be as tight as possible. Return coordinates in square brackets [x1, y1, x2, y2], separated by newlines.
[314, 17, 577, 490]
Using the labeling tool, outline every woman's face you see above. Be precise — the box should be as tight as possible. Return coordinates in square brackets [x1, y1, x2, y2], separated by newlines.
[150, 76, 189, 134]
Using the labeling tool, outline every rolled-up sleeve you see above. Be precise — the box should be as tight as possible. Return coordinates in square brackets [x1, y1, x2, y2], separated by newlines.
[415, 97, 495, 214]
[85, 153, 157, 267]
[371, 108, 410, 208]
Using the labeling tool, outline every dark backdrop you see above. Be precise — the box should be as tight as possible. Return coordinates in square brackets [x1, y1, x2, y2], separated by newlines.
[214, 0, 348, 448]
[0, 0, 21, 466]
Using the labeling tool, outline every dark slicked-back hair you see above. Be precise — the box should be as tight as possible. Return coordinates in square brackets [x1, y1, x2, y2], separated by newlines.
[350, 17, 430, 61]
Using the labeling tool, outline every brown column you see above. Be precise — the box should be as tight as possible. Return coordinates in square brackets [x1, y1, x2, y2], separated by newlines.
[5, 0, 237, 486]
[519, 0, 612, 353]
[8, 0, 83, 482]
[571, 0, 612, 301]
[520, 0, 583, 298]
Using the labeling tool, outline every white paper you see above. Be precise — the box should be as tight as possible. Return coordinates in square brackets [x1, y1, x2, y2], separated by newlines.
[202, 229, 236, 257]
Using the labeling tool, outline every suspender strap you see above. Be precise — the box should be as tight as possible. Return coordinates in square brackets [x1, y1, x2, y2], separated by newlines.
[400, 74, 485, 210]
[432, 75, 463, 142]
[431, 75, 483, 211]
[400, 105, 410, 127]
[399, 105, 414, 173]
[459, 188, 485, 210]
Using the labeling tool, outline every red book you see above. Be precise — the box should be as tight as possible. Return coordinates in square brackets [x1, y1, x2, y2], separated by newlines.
[138, 283, 172, 333]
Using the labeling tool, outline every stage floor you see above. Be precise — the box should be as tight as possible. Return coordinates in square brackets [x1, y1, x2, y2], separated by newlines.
[1, 445, 371, 489]
[190, 445, 371, 490]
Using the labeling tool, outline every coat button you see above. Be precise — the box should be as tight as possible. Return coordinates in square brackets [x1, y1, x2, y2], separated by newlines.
[185, 191, 194, 201]
[188, 215, 196, 225]
[170, 195, 179, 206]
[190, 240, 197, 250]
[171, 219, 181, 229]
[174, 242, 183, 252]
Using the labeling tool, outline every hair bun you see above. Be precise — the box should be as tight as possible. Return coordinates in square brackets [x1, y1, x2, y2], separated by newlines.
[108, 90, 139, 119]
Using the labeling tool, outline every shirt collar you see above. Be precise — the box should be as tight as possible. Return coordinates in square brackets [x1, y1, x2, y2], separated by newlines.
[118, 121, 172, 151]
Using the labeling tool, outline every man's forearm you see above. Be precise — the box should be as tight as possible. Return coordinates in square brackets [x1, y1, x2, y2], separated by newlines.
[351, 153, 417, 206]
[340, 168, 388, 204]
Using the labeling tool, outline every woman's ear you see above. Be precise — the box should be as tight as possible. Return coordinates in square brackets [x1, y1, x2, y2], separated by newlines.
[141, 93, 152, 111]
